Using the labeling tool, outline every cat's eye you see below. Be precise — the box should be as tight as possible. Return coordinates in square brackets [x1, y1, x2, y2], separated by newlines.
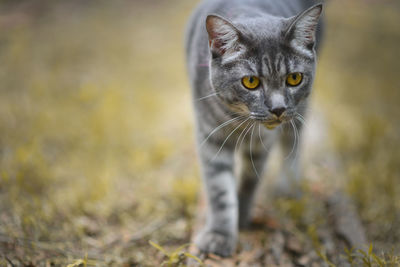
[241, 76, 260, 90]
[286, 72, 303, 87]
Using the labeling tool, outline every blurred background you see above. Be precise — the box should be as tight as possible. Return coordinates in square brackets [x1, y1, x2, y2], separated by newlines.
[0, 0, 399, 265]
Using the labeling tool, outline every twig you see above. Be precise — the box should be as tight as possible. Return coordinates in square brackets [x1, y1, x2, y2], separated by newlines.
[128, 218, 172, 243]
[101, 216, 175, 251]
[4, 256, 16, 267]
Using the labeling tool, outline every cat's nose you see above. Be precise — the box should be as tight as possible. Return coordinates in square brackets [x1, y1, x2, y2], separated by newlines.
[270, 107, 286, 118]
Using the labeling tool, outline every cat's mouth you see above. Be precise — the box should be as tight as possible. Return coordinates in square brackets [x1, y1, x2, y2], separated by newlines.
[263, 121, 281, 130]
[250, 113, 295, 130]
[250, 114, 283, 129]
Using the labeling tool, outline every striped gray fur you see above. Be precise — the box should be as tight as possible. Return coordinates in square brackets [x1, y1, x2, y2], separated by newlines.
[185, 0, 323, 257]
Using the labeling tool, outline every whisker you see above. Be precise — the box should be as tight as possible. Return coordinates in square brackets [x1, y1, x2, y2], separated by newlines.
[238, 121, 254, 152]
[258, 123, 270, 153]
[250, 124, 260, 179]
[291, 119, 300, 169]
[279, 124, 283, 134]
[197, 63, 209, 67]
[285, 120, 297, 160]
[211, 117, 250, 161]
[294, 115, 304, 125]
[295, 112, 308, 128]
[200, 115, 245, 148]
[235, 120, 252, 153]
[294, 116, 305, 129]
[296, 112, 306, 120]
[293, 120, 298, 159]
[196, 92, 220, 101]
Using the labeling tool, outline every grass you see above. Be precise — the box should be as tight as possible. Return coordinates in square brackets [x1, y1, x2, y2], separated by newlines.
[0, 1, 198, 265]
[0, 0, 399, 265]
[317, 0, 400, 254]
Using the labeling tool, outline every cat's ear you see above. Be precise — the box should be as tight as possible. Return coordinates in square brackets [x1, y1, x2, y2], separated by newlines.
[285, 4, 322, 54]
[206, 15, 243, 58]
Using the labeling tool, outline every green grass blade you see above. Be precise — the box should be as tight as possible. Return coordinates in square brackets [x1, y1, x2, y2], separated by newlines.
[149, 240, 169, 256]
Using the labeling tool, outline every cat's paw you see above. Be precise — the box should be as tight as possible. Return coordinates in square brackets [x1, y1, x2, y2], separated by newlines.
[194, 229, 236, 257]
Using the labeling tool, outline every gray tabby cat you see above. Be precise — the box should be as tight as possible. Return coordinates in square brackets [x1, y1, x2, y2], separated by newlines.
[185, 0, 323, 257]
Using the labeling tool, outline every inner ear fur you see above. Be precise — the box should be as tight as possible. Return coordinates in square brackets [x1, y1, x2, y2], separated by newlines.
[284, 4, 323, 50]
[205, 14, 243, 57]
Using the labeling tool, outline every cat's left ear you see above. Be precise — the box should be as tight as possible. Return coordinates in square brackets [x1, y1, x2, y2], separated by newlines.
[206, 15, 244, 59]
[285, 4, 323, 53]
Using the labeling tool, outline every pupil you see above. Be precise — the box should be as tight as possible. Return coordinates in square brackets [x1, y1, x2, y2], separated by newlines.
[292, 74, 297, 80]
[249, 77, 254, 83]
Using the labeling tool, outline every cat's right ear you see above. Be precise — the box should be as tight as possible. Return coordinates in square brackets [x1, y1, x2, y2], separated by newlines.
[285, 4, 323, 56]
[206, 15, 242, 58]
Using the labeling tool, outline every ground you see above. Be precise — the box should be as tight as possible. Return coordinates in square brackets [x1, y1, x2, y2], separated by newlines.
[0, 0, 399, 266]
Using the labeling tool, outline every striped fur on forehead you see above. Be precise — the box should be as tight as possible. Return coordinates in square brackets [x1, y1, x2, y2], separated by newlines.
[221, 46, 314, 79]
[260, 49, 314, 76]
[261, 52, 288, 77]
[211, 9, 320, 67]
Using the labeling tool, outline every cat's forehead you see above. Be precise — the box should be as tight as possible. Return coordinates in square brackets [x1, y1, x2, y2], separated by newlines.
[236, 47, 309, 77]
[235, 15, 286, 41]
[235, 17, 299, 63]
[224, 16, 314, 75]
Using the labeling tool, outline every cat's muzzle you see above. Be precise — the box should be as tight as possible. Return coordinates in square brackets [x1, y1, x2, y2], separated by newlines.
[250, 114, 282, 130]
[263, 121, 281, 130]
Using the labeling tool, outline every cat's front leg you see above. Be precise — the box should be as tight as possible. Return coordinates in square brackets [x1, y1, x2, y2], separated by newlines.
[195, 142, 237, 257]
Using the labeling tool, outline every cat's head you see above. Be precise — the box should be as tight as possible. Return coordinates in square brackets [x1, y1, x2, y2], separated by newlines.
[206, 4, 322, 129]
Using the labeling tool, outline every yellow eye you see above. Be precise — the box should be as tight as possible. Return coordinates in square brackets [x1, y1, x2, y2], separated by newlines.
[286, 72, 303, 87]
[241, 76, 260, 90]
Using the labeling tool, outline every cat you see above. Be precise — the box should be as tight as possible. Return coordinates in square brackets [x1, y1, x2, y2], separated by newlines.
[185, 0, 323, 257]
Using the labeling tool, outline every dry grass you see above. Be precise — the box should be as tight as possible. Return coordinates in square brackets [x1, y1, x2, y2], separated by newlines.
[0, 0, 399, 265]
